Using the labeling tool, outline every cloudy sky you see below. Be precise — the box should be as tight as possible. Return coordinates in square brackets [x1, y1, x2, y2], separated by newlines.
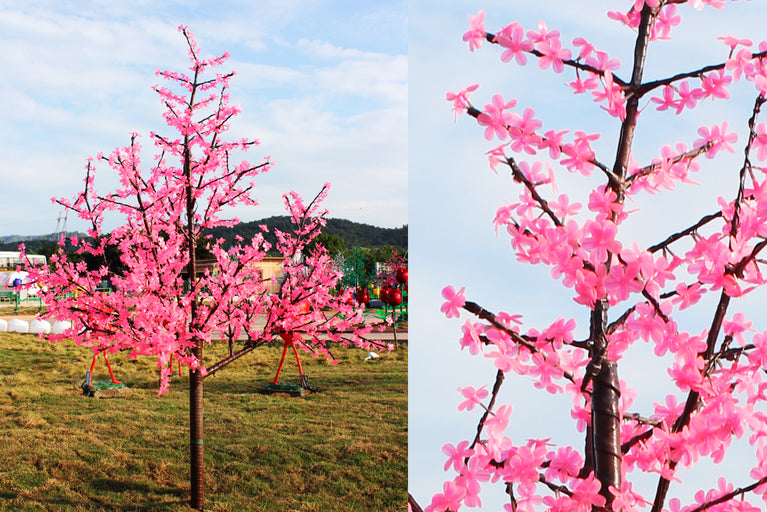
[409, 1, 767, 510]
[0, 0, 407, 237]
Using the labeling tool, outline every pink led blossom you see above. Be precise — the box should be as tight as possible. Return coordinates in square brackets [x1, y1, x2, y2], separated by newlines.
[457, 385, 488, 412]
[442, 441, 474, 472]
[674, 81, 704, 114]
[537, 37, 572, 73]
[446, 84, 479, 120]
[462, 10, 486, 52]
[672, 282, 706, 310]
[526, 21, 559, 44]
[441, 285, 466, 318]
[572, 37, 595, 60]
[424, 481, 467, 512]
[729, 48, 756, 83]
[477, 93, 517, 141]
[569, 74, 600, 94]
[699, 69, 732, 100]
[496, 22, 533, 65]
[652, 85, 681, 112]
[694, 122, 738, 158]
[460, 319, 483, 355]
[586, 50, 621, 73]
[753, 122, 767, 161]
[653, 4, 681, 40]
[509, 107, 542, 154]
[549, 193, 581, 220]
[538, 128, 568, 159]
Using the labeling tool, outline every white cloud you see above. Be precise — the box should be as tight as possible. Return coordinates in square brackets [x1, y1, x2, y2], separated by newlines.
[0, 1, 406, 236]
[296, 38, 375, 60]
[315, 54, 407, 106]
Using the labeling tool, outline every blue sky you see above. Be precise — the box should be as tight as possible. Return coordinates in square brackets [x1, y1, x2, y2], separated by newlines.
[409, 1, 767, 510]
[0, 1, 407, 237]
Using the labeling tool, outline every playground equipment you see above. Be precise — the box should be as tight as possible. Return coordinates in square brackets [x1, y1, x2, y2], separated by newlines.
[0, 270, 44, 312]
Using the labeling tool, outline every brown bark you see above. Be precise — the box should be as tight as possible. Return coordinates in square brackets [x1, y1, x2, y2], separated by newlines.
[183, 119, 205, 509]
[592, 360, 622, 502]
[189, 365, 204, 510]
[587, 5, 654, 507]
[408, 493, 425, 512]
[586, 298, 621, 508]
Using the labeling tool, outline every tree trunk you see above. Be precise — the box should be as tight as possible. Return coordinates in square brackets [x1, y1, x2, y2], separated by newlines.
[588, 299, 621, 508]
[587, 4, 654, 508]
[183, 130, 204, 510]
[592, 360, 622, 505]
[189, 363, 204, 510]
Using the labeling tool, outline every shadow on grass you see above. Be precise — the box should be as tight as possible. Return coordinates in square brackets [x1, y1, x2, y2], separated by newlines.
[88, 478, 189, 511]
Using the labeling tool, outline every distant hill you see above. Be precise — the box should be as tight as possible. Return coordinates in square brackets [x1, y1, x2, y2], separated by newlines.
[0, 218, 407, 256]
[0, 233, 66, 244]
[0, 232, 84, 255]
[205, 216, 407, 254]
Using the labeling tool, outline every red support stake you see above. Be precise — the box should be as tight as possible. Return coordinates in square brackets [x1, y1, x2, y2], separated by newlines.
[290, 332, 305, 378]
[273, 333, 293, 384]
[169, 353, 184, 377]
[89, 353, 98, 376]
[103, 354, 121, 385]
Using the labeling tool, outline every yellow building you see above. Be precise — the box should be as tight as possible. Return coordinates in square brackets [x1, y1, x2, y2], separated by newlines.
[250, 257, 286, 294]
[190, 257, 286, 294]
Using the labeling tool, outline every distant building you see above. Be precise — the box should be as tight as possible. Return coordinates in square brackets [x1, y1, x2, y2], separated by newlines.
[250, 257, 286, 294]
[0, 251, 46, 271]
[182, 256, 287, 294]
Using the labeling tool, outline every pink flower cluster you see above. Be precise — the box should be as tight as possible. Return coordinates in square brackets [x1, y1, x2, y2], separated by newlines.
[427, 3, 767, 512]
[26, 26, 386, 395]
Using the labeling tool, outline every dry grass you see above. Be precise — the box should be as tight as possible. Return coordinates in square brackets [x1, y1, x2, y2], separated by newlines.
[0, 332, 407, 511]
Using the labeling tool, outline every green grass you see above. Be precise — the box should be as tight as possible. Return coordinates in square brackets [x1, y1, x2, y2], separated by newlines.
[0, 332, 407, 511]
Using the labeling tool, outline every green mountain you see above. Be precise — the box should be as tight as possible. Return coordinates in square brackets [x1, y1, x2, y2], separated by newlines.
[205, 216, 407, 254]
[0, 218, 407, 256]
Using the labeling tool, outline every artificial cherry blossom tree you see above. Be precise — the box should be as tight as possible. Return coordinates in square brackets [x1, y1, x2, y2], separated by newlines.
[25, 26, 384, 511]
[412, 2, 767, 512]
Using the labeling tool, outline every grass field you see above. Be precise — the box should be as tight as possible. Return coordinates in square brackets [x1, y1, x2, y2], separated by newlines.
[0, 331, 407, 511]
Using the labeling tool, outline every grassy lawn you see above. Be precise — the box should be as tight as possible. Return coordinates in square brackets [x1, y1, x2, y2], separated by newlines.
[0, 331, 407, 511]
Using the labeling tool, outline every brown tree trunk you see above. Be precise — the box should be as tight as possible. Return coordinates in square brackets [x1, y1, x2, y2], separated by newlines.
[588, 4, 654, 508]
[588, 299, 621, 508]
[592, 360, 622, 505]
[183, 130, 205, 511]
[189, 363, 204, 510]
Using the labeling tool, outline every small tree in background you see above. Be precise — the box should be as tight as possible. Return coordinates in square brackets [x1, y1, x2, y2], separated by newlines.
[304, 232, 346, 259]
[413, 2, 767, 512]
[26, 26, 385, 511]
